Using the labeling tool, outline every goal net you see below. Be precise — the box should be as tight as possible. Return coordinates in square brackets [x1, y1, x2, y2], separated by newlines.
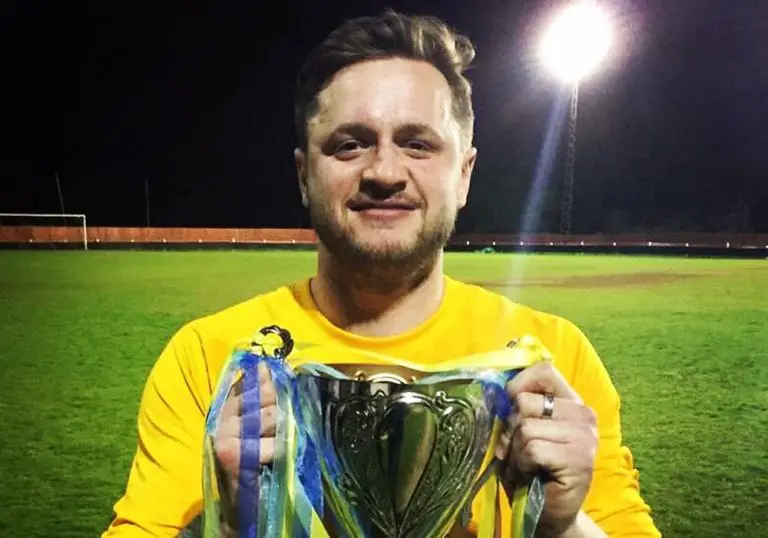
[0, 213, 89, 250]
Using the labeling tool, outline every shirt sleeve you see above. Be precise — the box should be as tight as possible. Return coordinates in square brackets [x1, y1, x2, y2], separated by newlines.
[564, 321, 662, 537]
[101, 324, 211, 537]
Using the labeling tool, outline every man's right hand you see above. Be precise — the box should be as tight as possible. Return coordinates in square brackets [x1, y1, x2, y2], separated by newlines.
[206, 362, 278, 536]
[214, 361, 279, 487]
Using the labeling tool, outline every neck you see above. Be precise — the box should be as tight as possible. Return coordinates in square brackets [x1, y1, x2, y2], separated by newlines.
[310, 246, 446, 338]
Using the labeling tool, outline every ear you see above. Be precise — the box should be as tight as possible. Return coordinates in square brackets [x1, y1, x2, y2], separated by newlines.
[456, 146, 477, 209]
[294, 148, 308, 207]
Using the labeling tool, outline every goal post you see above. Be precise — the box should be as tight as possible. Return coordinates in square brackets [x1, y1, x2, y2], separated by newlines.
[0, 212, 89, 250]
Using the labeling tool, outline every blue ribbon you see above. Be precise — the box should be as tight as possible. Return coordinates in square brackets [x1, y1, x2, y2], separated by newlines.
[238, 353, 262, 538]
[228, 352, 325, 538]
[289, 375, 323, 516]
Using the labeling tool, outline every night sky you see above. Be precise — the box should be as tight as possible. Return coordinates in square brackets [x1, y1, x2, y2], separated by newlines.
[2, 0, 767, 233]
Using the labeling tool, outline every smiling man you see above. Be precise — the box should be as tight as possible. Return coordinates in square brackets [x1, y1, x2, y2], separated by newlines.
[103, 9, 660, 538]
[299, 56, 472, 280]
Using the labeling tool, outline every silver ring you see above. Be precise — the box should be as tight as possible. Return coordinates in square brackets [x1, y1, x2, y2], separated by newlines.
[542, 393, 555, 419]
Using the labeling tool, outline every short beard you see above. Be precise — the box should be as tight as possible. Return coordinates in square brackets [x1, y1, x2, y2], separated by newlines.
[309, 201, 455, 294]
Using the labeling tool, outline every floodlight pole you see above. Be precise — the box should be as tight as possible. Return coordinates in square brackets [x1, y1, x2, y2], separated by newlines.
[560, 82, 579, 236]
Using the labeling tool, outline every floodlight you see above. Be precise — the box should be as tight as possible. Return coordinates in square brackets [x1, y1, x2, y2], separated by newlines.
[540, 2, 612, 84]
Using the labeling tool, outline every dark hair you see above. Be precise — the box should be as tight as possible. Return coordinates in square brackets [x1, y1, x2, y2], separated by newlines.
[294, 9, 476, 150]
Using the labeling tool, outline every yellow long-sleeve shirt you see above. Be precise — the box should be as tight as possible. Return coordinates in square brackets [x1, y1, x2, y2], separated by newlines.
[102, 276, 660, 537]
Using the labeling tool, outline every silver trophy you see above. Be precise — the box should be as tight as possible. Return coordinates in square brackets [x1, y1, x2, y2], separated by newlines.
[295, 366, 508, 538]
[202, 327, 550, 538]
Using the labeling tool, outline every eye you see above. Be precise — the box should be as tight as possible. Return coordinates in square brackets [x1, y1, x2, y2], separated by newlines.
[334, 139, 365, 155]
[403, 139, 433, 153]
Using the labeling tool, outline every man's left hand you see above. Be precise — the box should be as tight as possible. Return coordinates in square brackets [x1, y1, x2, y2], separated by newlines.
[496, 361, 599, 537]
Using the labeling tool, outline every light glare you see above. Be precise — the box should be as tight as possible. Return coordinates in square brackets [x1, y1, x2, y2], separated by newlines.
[540, 3, 612, 83]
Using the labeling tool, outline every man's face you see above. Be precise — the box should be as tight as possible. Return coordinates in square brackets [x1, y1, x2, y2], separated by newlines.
[295, 57, 476, 269]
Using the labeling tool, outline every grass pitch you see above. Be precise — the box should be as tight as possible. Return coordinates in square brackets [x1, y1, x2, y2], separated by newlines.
[0, 250, 766, 537]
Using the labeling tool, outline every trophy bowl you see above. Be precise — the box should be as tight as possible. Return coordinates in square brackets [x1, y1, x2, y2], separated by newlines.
[294, 367, 509, 538]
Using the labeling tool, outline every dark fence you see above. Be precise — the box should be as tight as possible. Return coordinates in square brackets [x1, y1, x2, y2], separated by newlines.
[0, 226, 317, 244]
[1, 226, 767, 257]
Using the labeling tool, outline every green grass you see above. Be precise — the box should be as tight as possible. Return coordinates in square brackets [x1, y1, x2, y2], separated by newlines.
[0, 250, 766, 537]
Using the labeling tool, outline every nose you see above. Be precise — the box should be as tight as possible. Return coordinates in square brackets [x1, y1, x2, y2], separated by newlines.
[361, 143, 407, 193]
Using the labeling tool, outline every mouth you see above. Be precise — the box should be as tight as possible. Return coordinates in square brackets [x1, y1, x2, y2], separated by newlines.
[347, 200, 419, 212]
[347, 200, 419, 221]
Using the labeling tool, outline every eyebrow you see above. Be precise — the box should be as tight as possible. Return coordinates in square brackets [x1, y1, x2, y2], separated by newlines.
[395, 122, 443, 140]
[327, 122, 443, 141]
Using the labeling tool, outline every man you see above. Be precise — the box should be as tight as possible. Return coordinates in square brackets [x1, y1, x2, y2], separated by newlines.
[103, 9, 660, 538]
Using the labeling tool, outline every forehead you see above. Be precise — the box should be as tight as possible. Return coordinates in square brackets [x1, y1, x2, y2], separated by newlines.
[310, 57, 456, 137]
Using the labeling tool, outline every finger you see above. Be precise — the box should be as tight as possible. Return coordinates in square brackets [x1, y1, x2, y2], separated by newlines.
[511, 420, 597, 477]
[512, 393, 596, 425]
[260, 437, 275, 465]
[513, 417, 590, 448]
[259, 405, 278, 437]
[495, 430, 512, 460]
[513, 438, 560, 477]
[216, 413, 243, 440]
[259, 362, 277, 407]
[216, 407, 277, 453]
[224, 365, 277, 411]
[513, 435, 597, 480]
[220, 387, 242, 420]
[214, 436, 241, 478]
[219, 385, 265, 421]
[219, 373, 258, 419]
[215, 435, 276, 475]
[506, 361, 581, 402]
